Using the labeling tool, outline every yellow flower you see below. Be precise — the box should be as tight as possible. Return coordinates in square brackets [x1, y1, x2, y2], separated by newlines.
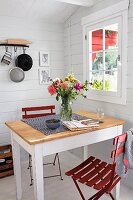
[81, 83, 87, 90]
[71, 79, 78, 84]
[64, 77, 69, 81]
[65, 74, 78, 84]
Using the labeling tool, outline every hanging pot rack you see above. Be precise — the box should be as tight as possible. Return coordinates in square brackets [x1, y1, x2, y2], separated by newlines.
[0, 44, 29, 54]
[0, 43, 29, 47]
[0, 39, 31, 51]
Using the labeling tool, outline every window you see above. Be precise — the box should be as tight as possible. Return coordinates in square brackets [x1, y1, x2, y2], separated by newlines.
[89, 23, 119, 92]
[82, 0, 128, 104]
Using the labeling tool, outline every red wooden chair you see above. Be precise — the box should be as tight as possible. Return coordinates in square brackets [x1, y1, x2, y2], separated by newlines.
[22, 105, 63, 186]
[65, 133, 127, 200]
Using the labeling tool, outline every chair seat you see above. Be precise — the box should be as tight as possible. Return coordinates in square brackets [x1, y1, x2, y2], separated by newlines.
[66, 156, 121, 191]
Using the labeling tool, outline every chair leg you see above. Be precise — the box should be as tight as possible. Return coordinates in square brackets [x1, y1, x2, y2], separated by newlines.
[88, 187, 109, 200]
[53, 153, 58, 165]
[43, 153, 63, 180]
[29, 165, 33, 186]
[56, 153, 63, 180]
[28, 153, 63, 185]
[73, 178, 85, 200]
[27, 154, 32, 169]
[108, 193, 115, 200]
[28, 154, 33, 186]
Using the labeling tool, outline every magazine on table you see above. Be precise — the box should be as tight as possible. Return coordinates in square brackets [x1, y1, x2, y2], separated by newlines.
[62, 118, 100, 131]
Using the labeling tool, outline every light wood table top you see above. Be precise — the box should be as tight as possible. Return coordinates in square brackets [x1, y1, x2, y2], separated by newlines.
[5, 111, 126, 145]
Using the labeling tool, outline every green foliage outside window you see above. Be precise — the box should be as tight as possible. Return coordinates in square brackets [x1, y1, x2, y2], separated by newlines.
[91, 80, 110, 91]
[91, 49, 117, 91]
[92, 50, 117, 71]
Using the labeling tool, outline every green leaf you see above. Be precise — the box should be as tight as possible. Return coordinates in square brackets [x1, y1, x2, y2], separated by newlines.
[56, 95, 59, 101]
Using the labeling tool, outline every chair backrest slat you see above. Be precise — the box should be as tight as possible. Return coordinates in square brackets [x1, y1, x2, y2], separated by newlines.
[105, 133, 127, 190]
[113, 133, 127, 145]
[111, 146, 125, 159]
[22, 105, 56, 119]
[111, 133, 127, 163]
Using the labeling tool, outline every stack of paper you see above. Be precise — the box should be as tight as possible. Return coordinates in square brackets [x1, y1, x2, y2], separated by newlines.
[62, 119, 99, 131]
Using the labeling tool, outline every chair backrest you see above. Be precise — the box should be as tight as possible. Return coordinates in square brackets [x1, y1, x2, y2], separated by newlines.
[22, 105, 56, 119]
[104, 133, 127, 191]
[111, 133, 127, 164]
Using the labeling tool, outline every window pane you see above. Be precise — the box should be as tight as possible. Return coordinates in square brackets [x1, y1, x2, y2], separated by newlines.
[105, 71, 117, 91]
[105, 24, 118, 50]
[89, 23, 119, 93]
[105, 50, 118, 70]
[90, 71, 104, 90]
[92, 52, 104, 70]
[92, 29, 103, 52]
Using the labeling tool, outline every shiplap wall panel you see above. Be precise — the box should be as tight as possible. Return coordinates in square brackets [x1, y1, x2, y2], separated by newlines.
[64, 0, 133, 188]
[0, 124, 9, 134]
[71, 33, 82, 45]
[0, 133, 11, 145]
[0, 99, 57, 118]
[0, 89, 51, 103]
[127, 61, 133, 74]
[0, 18, 64, 145]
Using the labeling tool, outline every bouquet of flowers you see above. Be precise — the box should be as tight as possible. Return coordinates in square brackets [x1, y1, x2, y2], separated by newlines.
[48, 74, 88, 121]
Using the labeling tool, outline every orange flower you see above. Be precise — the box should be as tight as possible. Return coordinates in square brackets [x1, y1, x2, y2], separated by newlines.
[60, 82, 68, 90]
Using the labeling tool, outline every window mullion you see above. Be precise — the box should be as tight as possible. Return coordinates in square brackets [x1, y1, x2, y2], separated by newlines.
[89, 31, 92, 83]
[103, 28, 105, 90]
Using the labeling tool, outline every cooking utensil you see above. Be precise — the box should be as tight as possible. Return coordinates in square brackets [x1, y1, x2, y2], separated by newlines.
[9, 67, 25, 82]
[1, 49, 12, 65]
[15, 48, 33, 71]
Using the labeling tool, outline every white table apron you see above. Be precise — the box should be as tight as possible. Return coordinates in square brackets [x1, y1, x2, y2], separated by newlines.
[11, 124, 123, 200]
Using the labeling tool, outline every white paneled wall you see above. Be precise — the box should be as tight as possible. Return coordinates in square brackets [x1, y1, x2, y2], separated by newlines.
[64, 0, 133, 188]
[0, 17, 64, 145]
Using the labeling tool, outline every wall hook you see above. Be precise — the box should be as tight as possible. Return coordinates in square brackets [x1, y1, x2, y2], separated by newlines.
[23, 47, 26, 54]
[14, 46, 17, 52]
[5, 46, 8, 52]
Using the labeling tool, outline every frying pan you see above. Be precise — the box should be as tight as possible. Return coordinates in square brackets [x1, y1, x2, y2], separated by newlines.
[9, 67, 25, 82]
[15, 53, 33, 71]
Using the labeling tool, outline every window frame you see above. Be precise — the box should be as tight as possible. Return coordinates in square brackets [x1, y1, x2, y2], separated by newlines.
[87, 17, 121, 96]
[82, 0, 128, 104]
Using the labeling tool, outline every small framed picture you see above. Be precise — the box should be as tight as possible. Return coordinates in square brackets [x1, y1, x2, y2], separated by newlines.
[38, 68, 51, 85]
[39, 51, 50, 66]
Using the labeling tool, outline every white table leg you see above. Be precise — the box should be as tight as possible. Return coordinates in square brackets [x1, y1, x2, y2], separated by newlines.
[114, 125, 122, 200]
[32, 144, 44, 200]
[11, 133, 22, 200]
[114, 182, 120, 200]
[84, 146, 88, 161]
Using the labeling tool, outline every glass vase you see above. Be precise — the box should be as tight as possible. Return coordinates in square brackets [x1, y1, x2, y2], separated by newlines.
[60, 97, 72, 121]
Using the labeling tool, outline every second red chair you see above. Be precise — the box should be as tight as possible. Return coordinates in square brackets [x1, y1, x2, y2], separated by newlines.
[66, 133, 127, 200]
[22, 105, 63, 186]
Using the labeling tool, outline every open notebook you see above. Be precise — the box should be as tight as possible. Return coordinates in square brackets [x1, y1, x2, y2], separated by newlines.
[62, 119, 99, 131]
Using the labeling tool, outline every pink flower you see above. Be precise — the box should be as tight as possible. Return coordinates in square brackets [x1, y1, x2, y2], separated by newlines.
[53, 78, 62, 89]
[48, 85, 56, 95]
[74, 83, 82, 91]
[60, 82, 68, 90]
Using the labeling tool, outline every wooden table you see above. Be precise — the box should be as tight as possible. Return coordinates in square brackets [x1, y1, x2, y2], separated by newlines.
[5, 111, 126, 200]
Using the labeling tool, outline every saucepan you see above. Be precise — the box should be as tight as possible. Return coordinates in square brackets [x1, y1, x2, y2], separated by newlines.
[9, 67, 25, 83]
[15, 48, 33, 71]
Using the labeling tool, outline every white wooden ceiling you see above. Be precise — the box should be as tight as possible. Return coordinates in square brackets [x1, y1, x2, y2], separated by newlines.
[0, 0, 95, 23]
[55, 0, 93, 7]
